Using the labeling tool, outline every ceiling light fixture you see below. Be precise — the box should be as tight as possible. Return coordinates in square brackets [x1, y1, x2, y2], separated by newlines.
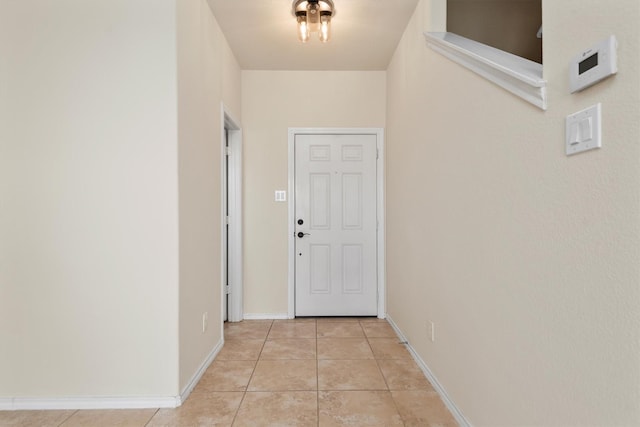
[292, 0, 335, 43]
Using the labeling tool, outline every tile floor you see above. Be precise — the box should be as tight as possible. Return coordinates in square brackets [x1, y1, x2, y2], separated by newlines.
[0, 318, 457, 426]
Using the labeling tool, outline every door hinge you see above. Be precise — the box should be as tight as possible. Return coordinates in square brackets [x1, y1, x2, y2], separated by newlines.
[376, 148, 379, 159]
[225, 147, 231, 156]
[225, 285, 230, 295]
[225, 216, 230, 225]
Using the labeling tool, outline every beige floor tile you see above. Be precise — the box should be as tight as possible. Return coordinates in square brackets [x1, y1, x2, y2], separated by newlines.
[268, 321, 316, 339]
[233, 391, 317, 427]
[317, 322, 364, 338]
[195, 360, 256, 392]
[0, 410, 76, 427]
[317, 338, 374, 360]
[147, 391, 242, 427]
[377, 359, 434, 390]
[318, 359, 387, 391]
[224, 320, 272, 340]
[392, 390, 458, 426]
[274, 317, 316, 323]
[216, 339, 265, 360]
[316, 317, 361, 322]
[361, 321, 398, 338]
[368, 338, 412, 359]
[248, 359, 317, 391]
[318, 390, 404, 426]
[60, 409, 157, 427]
[260, 339, 316, 359]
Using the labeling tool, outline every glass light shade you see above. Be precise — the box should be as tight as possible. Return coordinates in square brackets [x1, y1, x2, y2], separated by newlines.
[297, 13, 310, 42]
[319, 12, 331, 42]
[293, 0, 334, 43]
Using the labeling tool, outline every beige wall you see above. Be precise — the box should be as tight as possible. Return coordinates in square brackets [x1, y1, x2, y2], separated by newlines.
[0, 0, 179, 397]
[0, 0, 242, 401]
[447, 0, 542, 63]
[241, 71, 386, 316]
[387, 0, 640, 424]
[177, 0, 241, 391]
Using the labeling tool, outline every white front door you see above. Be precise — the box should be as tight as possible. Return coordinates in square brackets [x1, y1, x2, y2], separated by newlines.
[295, 133, 378, 316]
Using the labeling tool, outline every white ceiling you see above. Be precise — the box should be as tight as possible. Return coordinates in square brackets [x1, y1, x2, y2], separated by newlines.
[206, 0, 420, 70]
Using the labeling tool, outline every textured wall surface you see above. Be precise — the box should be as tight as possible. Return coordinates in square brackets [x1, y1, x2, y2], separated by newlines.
[386, 0, 640, 424]
[0, 0, 179, 397]
[177, 0, 241, 391]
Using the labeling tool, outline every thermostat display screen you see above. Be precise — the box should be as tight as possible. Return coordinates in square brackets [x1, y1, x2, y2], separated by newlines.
[570, 35, 617, 93]
[579, 53, 599, 75]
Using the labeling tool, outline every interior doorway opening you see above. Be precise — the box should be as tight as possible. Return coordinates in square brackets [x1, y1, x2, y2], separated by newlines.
[447, 0, 543, 63]
[221, 105, 243, 323]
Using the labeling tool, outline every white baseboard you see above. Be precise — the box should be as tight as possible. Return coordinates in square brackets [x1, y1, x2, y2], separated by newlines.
[386, 315, 472, 427]
[243, 313, 289, 320]
[179, 338, 224, 405]
[0, 339, 225, 412]
[0, 396, 180, 411]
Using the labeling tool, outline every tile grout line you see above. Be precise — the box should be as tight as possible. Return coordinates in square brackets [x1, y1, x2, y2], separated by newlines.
[56, 409, 79, 427]
[229, 319, 273, 426]
[142, 408, 160, 427]
[363, 319, 409, 427]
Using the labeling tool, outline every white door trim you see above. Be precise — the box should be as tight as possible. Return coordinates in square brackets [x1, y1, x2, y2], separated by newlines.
[287, 128, 385, 319]
[221, 104, 243, 323]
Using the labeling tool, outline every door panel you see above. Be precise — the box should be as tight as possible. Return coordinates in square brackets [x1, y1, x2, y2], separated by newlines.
[310, 174, 331, 229]
[342, 244, 363, 293]
[342, 174, 363, 229]
[295, 134, 377, 316]
[310, 244, 331, 294]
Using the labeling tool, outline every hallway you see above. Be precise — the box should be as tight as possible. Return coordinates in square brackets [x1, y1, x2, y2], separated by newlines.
[0, 318, 456, 426]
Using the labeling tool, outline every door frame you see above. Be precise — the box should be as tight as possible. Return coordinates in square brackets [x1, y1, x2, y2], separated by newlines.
[221, 104, 243, 323]
[287, 128, 385, 319]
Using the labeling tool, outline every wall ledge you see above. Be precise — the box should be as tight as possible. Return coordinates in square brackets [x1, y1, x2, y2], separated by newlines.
[424, 32, 547, 110]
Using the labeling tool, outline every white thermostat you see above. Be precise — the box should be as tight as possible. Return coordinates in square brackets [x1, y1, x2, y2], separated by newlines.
[570, 35, 618, 93]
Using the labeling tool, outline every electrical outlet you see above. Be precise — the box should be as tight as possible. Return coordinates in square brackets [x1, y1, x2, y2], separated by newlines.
[429, 321, 435, 342]
[202, 312, 208, 333]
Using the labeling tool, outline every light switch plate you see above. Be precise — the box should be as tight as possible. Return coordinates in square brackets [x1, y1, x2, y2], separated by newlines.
[275, 190, 287, 202]
[566, 103, 602, 156]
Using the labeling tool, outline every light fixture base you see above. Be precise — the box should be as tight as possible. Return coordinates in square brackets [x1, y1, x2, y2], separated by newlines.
[292, 0, 335, 19]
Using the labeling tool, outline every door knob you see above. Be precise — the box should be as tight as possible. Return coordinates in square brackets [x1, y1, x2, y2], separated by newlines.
[297, 232, 310, 238]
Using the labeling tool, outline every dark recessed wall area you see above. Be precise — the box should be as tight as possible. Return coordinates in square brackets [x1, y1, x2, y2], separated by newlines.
[447, 0, 543, 64]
